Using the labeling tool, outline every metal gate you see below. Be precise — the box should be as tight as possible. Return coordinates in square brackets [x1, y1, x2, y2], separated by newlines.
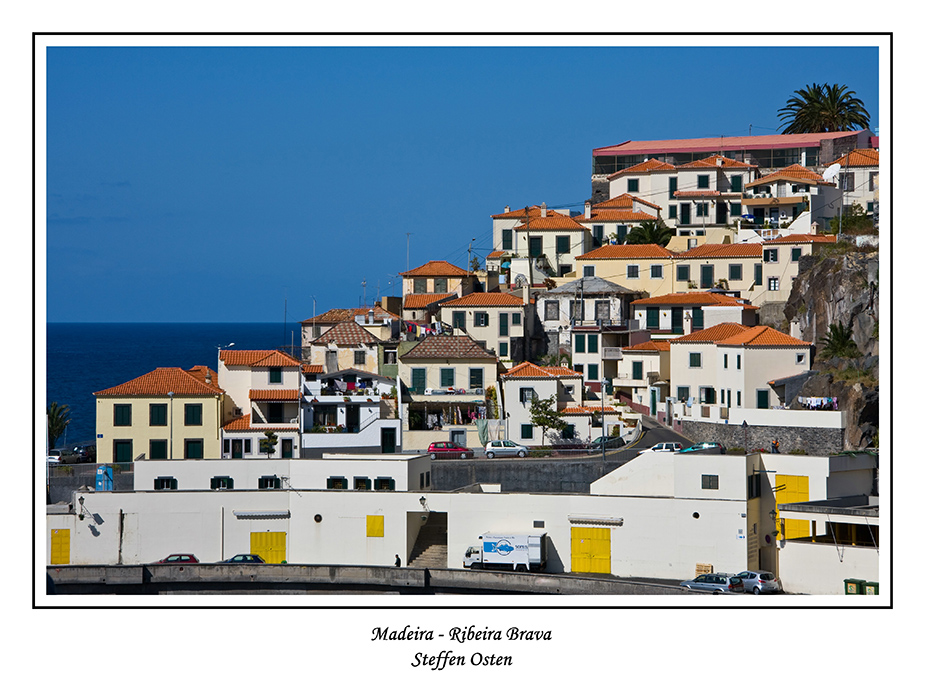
[570, 526, 611, 574]
[250, 531, 287, 564]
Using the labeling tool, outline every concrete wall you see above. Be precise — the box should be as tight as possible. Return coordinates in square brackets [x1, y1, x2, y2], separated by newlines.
[777, 541, 879, 595]
[678, 418, 845, 454]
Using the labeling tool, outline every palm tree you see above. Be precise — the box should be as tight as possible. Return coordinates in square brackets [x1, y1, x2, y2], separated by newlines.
[624, 219, 672, 247]
[818, 321, 861, 359]
[777, 83, 870, 134]
[47, 402, 71, 449]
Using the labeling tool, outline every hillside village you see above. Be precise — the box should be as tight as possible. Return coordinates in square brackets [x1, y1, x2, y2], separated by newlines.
[47, 128, 881, 596]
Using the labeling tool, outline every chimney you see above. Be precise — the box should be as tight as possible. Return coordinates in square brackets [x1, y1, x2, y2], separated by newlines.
[205, 371, 212, 384]
[584, 200, 591, 219]
[504, 205, 510, 213]
[541, 202, 547, 218]
[716, 157, 723, 167]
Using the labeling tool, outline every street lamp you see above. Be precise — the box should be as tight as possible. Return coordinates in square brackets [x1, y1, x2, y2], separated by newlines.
[600, 378, 610, 461]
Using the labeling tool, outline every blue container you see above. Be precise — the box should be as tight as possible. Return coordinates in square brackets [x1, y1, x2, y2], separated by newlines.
[95, 465, 113, 492]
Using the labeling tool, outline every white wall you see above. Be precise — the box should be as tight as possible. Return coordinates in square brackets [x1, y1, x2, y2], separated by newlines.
[777, 540, 879, 595]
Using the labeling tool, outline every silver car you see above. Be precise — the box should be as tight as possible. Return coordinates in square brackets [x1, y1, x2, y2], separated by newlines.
[645, 441, 683, 453]
[679, 573, 744, 594]
[737, 570, 782, 594]
[484, 440, 528, 458]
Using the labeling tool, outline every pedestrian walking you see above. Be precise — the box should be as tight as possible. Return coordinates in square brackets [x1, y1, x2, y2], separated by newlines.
[394, 554, 401, 567]
[771, 438, 780, 454]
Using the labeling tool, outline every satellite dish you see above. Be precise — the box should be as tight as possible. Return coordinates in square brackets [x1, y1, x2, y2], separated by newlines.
[821, 163, 841, 184]
[514, 274, 528, 287]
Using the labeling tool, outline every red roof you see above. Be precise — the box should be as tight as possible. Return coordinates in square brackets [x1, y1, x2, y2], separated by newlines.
[223, 414, 298, 432]
[301, 306, 400, 325]
[513, 211, 588, 232]
[94, 366, 223, 396]
[440, 292, 525, 307]
[577, 244, 673, 260]
[764, 233, 837, 245]
[400, 260, 473, 277]
[717, 326, 811, 347]
[632, 292, 758, 310]
[249, 389, 301, 401]
[312, 321, 380, 346]
[502, 362, 581, 379]
[677, 154, 756, 169]
[593, 193, 662, 211]
[675, 243, 763, 259]
[828, 148, 879, 168]
[671, 322, 750, 343]
[594, 131, 862, 156]
[606, 158, 676, 179]
[403, 293, 457, 309]
[624, 340, 672, 352]
[220, 350, 301, 368]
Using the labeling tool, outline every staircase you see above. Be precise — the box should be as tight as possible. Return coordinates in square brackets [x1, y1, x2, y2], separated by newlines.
[408, 512, 448, 568]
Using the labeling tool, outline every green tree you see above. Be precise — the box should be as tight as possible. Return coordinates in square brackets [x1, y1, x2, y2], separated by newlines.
[470, 254, 482, 272]
[818, 321, 861, 360]
[829, 203, 875, 234]
[260, 430, 279, 457]
[624, 219, 672, 247]
[777, 83, 870, 134]
[47, 402, 71, 449]
[529, 395, 567, 445]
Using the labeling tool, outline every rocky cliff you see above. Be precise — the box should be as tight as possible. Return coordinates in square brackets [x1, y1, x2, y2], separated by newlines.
[783, 248, 879, 449]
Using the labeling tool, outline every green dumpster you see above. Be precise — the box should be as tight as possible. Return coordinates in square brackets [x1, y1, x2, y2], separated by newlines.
[844, 578, 865, 595]
[863, 581, 879, 595]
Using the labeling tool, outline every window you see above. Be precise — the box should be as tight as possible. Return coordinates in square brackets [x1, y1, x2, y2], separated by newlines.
[737, 391, 742, 406]
[791, 247, 802, 262]
[764, 248, 778, 263]
[574, 364, 584, 376]
[587, 364, 599, 380]
[756, 390, 770, 410]
[632, 361, 643, 380]
[796, 353, 806, 365]
[556, 235, 570, 254]
[730, 175, 743, 192]
[499, 342, 508, 357]
[696, 202, 709, 217]
[646, 307, 659, 329]
[354, 477, 371, 491]
[747, 474, 762, 499]
[269, 367, 282, 384]
[499, 313, 509, 337]
[210, 475, 234, 490]
[521, 423, 534, 439]
[697, 175, 709, 189]
[702, 474, 719, 490]
[374, 477, 395, 491]
[149, 439, 167, 460]
[650, 264, 663, 279]
[688, 238, 698, 250]
[529, 236, 542, 257]
[469, 368, 484, 390]
[113, 404, 132, 427]
[354, 350, 366, 366]
[594, 300, 610, 322]
[677, 386, 690, 401]
[669, 177, 678, 198]
[701, 387, 716, 404]
[184, 403, 202, 426]
[768, 277, 780, 291]
[689, 352, 702, 368]
[692, 307, 704, 331]
[627, 178, 639, 192]
[724, 354, 729, 369]
[669, 205, 678, 219]
[452, 311, 466, 330]
[512, 313, 521, 326]
[592, 224, 604, 247]
[149, 403, 167, 426]
[728, 263, 742, 281]
[259, 475, 281, 490]
[474, 311, 489, 327]
[570, 300, 584, 322]
[754, 263, 763, 286]
[154, 477, 177, 491]
[519, 387, 536, 403]
[627, 265, 639, 279]
[114, 440, 133, 463]
[730, 202, 742, 217]
[413, 278, 426, 293]
[544, 300, 559, 321]
[587, 335, 598, 353]
[185, 439, 204, 459]
[737, 354, 741, 370]
[327, 477, 348, 490]
[677, 265, 690, 282]
[440, 368, 455, 388]
[574, 334, 586, 353]
[434, 278, 448, 293]
[583, 265, 595, 278]
[502, 229, 513, 250]
[869, 172, 878, 192]
[411, 368, 426, 394]
[559, 264, 572, 277]
[562, 425, 575, 440]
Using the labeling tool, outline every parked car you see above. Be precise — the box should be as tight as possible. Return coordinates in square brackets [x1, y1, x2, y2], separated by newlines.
[222, 554, 265, 564]
[484, 440, 528, 458]
[644, 441, 683, 453]
[46, 451, 62, 464]
[737, 570, 782, 594]
[427, 441, 472, 459]
[72, 443, 97, 462]
[679, 442, 727, 455]
[156, 554, 199, 564]
[679, 573, 744, 594]
[589, 436, 625, 450]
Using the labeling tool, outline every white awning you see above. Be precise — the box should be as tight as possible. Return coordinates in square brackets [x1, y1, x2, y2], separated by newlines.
[568, 515, 624, 526]
[232, 510, 291, 519]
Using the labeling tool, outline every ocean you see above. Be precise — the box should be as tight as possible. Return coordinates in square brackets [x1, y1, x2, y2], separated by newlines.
[45, 323, 298, 447]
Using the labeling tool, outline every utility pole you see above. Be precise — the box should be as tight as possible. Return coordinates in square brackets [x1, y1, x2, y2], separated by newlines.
[406, 233, 412, 271]
[524, 207, 534, 290]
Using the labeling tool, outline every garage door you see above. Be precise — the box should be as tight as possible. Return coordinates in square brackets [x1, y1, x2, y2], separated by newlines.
[250, 531, 287, 564]
[571, 526, 610, 574]
[776, 474, 810, 539]
[50, 528, 70, 565]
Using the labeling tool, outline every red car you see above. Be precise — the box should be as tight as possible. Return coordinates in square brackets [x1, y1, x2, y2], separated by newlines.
[156, 554, 199, 564]
[427, 441, 471, 459]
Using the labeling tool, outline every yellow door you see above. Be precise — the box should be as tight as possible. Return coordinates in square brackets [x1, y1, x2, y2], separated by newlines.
[776, 475, 810, 539]
[50, 529, 70, 565]
[250, 531, 287, 564]
[571, 527, 611, 574]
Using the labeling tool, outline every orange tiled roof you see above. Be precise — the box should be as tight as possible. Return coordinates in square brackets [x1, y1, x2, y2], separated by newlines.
[403, 293, 458, 309]
[717, 325, 811, 347]
[624, 340, 672, 352]
[576, 209, 657, 223]
[764, 233, 837, 245]
[94, 366, 223, 396]
[312, 320, 380, 346]
[513, 211, 588, 232]
[301, 306, 400, 324]
[671, 322, 750, 343]
[502, 362, 582, 379]
[675, 242, 762, 259]
[673, 190, 721, 198]
[632, 292, 758, 310]
[828, 148, 879, 168]
[490, 205, 546, 219]
[593, 193, 662, 211]
[747, 164, 829, 187]
[302, 364, 324, 374]
[577, 244, 673, 260]
[400, 335, 497, 360]
[400, 260, 473, 277]
[220, 349, 301, 368]
[677, 154, 756, 169]
[486, 250, 507, 259]
[606, 158, 676, 179]
[249, 389, 301, 401]
[439, 292, 525, 307]
[560, 405, 620, 415]
[223, 414, 298, 432]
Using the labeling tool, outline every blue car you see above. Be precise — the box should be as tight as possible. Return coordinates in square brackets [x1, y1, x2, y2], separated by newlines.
[679, 442, 726, 455]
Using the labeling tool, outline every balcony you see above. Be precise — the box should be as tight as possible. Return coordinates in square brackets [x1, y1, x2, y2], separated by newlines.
[602, 347, 623, 361]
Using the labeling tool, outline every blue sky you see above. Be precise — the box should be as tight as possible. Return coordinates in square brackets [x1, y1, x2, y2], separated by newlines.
[45, 44, 880, 323]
